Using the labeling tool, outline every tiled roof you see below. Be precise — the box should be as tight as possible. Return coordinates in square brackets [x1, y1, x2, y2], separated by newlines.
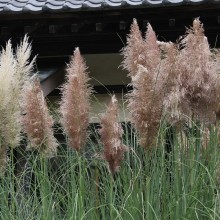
[0, 0, 215, 13]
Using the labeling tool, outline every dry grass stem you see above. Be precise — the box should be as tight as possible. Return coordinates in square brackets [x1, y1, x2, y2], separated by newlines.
[0, 145, 8, 174]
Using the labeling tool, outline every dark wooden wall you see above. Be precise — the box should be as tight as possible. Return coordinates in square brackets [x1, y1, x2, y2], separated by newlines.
[0, 5, 220, 69]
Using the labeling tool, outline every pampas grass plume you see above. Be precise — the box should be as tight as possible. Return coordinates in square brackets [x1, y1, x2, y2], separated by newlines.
[60, 47, 92, 152]
[15, 35, 36, 85]
[121, 19, 145, 77]
[99, 95, 128, 174]
[124, 23, 164, 149]
[0, 41, 21, 148]
[0, 36, 35, 172]
[176, 18, 220, 123]
[22, 77, 57, 157]
[127, 65, 163, 149]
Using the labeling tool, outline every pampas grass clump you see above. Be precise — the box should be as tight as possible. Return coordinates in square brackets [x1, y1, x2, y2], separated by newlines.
[0, 36, 35, 171]
[160, 19, 220, 125]
[0, 37, 35, 148]
[122, 18, 220, 149]
[122, 19, 164, 149]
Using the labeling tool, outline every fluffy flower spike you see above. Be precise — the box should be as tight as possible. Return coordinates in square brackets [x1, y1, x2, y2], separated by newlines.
[22, 77, 58, 157]
[127, 65, 163, 149]
[99, 95, 128, 174]
[125, 22, 164, 149]
[15, 35, 36, 85]
[144, 23, 161, 71]
[121, 19, 145, 77]
[60, 47, 92, 151]
[0, 40, 21, 148]
[177, 18, 220, 123]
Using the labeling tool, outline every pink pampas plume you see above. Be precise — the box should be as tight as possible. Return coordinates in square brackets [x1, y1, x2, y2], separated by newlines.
[124, 22, 164, 149]
[177, 18, 220, 123]
[60, 47, 92, 152]
[99, 95, 128, 174]
[121, 19, 146, 77]
[158, 41, 187, 124]
[144, 23, 161, 72]
[127, 65, 163, 149]
[159, 19, 220, 125]
[22, 77, 57, 157]
[121, 20, 161, 79]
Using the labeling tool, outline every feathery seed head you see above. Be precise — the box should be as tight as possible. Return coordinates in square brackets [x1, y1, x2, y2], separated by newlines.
[22, 77, 57, 157]
[125, 22, 164, 149]
[121, 19, 145, 77]
[15, 35, 36, 85]
[99, 95, 128, 174]
[128, 65, 163, 149]
[0, 40, 21, 148]
[178, 18, 220, 123]
[60, 47, 92, 152]
[144, 23, 161, 70]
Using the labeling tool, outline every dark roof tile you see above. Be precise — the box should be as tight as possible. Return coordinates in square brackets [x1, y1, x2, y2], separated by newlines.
[64, 2, 82, 9]
[4, 3, 23, 12]
[83, 0, 102, 7]
[163, 0, 183, 6]
[103, 0, 122, 7]
[0, 0, 216, 13]
[45, 0, 65, 10]
[125, 0, 143, 6]
[24, 3, 42, 11]
[146, 0, 163, 5]
[26, 0, 45, 7]
[9, 0, 28, 8]
[190, 0, 205, 3]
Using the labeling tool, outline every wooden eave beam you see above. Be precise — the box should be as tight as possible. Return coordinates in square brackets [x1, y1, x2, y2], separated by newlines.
[40, 67, 65, 97]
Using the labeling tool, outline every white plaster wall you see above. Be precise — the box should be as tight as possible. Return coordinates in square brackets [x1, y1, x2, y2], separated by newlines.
[48, 93, 129, 123]
[84, 53, 130, 86]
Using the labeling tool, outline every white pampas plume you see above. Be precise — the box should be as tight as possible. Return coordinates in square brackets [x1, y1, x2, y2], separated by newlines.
[0, 40, 21, 148]
[0, 36, 35, 150]
[15, 35, 36, 86]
